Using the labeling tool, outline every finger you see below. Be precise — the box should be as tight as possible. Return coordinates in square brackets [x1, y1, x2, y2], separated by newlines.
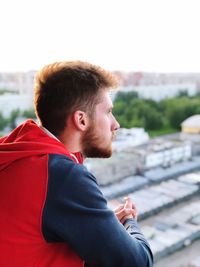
[120, 210, 138, 224]
[115, 208, 133, 220]
[120, 210, 137, 224]
[124, 198, 137, 213]
[113, 204, 124, 213]
[131, 202, 137, 210]
[124, 197, 133, 209]
[115, 208, 132, 219]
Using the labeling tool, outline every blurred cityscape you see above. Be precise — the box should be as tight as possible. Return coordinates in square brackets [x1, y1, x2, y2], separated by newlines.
[1, 70, 200, 266]
[1, 70, 200, 118]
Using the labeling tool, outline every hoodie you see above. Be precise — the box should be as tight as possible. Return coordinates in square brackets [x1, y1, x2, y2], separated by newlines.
[0, 120, 153, 267]
[0, 120, 83, 267]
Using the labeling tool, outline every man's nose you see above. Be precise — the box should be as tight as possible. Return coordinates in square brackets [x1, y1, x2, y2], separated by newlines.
[112, 115, 120, 131]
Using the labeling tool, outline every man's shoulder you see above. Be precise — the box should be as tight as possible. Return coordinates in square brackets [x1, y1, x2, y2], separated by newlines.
[48, 153, 75, 164]
[48, 154, 94, 182]
[48, 153, 83, 170]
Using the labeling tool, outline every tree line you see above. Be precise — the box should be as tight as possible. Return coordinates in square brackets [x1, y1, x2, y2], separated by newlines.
[113, 91, 200, 135]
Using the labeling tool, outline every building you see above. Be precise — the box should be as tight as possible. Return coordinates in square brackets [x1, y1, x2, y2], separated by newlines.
[181, 115, 200, 134]
[0, 71, 36, 95]
[85, 152, 138, 185]
[113, 127, 149, 152]
[132, 139, 192, 171]
[0, 94, 33, 117]
[119, 83, 197, 101]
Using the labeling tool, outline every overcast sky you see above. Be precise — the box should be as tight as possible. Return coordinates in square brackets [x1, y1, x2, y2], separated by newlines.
[0, 0, 200, 72]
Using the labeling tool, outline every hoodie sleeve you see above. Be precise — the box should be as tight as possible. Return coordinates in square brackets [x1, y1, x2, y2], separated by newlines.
[42, 154, 153, 267]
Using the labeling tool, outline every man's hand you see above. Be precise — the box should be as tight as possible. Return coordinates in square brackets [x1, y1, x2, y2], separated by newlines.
[114, 197, 137, 224]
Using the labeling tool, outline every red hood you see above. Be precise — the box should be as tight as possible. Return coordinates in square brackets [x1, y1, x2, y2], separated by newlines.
[0, 120, 82, 171]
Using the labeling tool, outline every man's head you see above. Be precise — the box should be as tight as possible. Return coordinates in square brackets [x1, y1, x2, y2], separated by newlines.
[34, 61, 120, 157]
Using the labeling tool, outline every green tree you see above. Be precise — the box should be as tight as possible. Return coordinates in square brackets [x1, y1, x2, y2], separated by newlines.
[0, 88, 18, 95]
[163, 97, 200, 129]
[114, 91, 138, 104]
[135, 102, 163, 130]
[9, 109, 21, 129]
[22, 109, 36, 119]
[113, 90, 200, 134]
[0, 112, 7, 131]
[176, 90, 189, 98]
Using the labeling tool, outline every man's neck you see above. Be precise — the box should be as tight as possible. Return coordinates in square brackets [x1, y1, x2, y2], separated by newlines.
[57, 128, 82, 154]
[40, 125, 61, 142]
[40, 125, 81, 163]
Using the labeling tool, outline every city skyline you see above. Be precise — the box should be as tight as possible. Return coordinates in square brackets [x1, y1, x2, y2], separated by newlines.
[0, 0, 200, 73]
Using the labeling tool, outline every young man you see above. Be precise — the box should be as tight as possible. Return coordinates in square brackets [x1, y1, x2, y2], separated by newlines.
[0, 61, 153, 267]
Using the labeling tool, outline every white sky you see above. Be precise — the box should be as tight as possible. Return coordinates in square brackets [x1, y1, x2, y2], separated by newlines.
[0, 0, 200, 72]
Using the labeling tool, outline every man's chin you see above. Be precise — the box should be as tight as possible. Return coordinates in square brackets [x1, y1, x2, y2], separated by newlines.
[84, 147, 113, 159]
[87, 154, 112, 159]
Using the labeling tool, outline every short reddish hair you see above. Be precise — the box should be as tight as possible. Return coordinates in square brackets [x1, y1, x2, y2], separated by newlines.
[34, 61, 118, 136]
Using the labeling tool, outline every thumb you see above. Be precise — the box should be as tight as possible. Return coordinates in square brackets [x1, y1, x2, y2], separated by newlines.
[124, 196, 132, 209]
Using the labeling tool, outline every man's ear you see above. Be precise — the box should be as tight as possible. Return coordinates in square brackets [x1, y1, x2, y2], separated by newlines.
[73, 110, 89, 131]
